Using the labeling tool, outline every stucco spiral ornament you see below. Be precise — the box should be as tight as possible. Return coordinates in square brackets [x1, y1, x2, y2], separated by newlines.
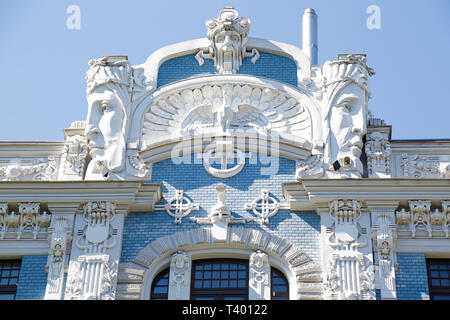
[142, 83, 311, 147]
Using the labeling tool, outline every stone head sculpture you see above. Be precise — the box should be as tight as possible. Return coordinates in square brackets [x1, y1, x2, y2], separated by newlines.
[321, 54, 374, 177]
[197, 7, 259, 74]
[84, 56, 132, 180]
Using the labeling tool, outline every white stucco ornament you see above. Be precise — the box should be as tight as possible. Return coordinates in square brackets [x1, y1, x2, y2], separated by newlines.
[196, 7, 260, 74]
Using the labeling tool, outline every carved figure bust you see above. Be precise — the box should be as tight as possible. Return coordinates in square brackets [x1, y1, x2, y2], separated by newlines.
[84, 56, 132, 180]
[322, 54, 374, 177]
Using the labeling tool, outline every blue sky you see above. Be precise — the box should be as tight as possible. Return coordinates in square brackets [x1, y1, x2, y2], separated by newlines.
[0, 0, 449, 141]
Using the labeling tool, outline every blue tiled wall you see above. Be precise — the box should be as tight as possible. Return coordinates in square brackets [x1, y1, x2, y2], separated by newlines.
[121, 156, 321, 263]
[15, 255, 48, 300]
[157, 52, 298, 87]
[395, 253, 430, 300]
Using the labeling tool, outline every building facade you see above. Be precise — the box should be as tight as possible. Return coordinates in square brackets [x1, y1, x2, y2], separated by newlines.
[1, 7, 449, 300]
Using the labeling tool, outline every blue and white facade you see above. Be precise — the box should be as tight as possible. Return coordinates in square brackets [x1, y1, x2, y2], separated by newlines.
[0, 7, 449, 300]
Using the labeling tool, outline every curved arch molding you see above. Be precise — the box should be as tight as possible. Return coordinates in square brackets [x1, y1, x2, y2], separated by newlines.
[116, 226, 323, 300]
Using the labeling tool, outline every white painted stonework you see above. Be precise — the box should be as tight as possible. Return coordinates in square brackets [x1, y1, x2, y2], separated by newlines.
[0, 6, 449, 301]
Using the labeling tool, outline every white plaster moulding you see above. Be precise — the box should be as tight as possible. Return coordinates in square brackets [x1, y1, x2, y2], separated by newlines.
[0, 240, 50, 256]
[395, 238, 450, 256]
[141, 37, 311, 90]
[138, 133, 313, 164]
[283, 179, 450, 211]
[130, 74, 323, 149]
[0, 181, 162, 213]
[0, 141, 65, 158]
[390, 140, 450, 154]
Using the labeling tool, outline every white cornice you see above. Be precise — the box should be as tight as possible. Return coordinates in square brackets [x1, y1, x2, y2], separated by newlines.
[0, 181, 162, 213]
[283, 179, 450, 211]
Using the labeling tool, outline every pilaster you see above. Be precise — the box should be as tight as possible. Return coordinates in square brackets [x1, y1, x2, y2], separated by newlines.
[367, 201, 398, 300]
[64, 201, 126, 300]
[321, 200, 375, 300]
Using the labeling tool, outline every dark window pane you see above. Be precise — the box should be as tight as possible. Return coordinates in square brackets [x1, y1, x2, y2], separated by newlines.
[433, 295, 450, 300]
[430, 264, 439, 270]
[0, 294, 15, 300]
[191, 259, 249, 300]
[440, 271, 449, 278]
[220, 280, 228, 288]
[150, 268, 169, 300]
[431, 271, 440, 278]
[194, 280, 202, 288]
[441, 279, 450, 286]
[439, 265, 448, 270]
[432, 279, 441, 286]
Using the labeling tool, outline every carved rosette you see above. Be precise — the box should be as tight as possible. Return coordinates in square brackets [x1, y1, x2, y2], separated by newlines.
[245, 189, 280, 224]
[161, 190, 199, 224]
[249, 250, 271, 300]
[323, 200, 375, 300]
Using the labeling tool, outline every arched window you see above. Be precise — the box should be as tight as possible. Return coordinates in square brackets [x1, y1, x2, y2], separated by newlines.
[191, 259, 249, 300]
[271, 267, 289, 300]
[150, 268, 170, 300]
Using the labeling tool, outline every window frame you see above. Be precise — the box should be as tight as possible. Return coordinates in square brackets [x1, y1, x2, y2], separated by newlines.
[150, 267, 170, 300]
[0, 259, 21, 300]
[426, 258, 450, 300]
[190, 258, 249, 300]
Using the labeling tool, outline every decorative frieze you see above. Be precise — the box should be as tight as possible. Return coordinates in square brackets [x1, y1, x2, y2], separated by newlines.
[399, 153, 450, 178]
[0, 156, 57, 181]
[396, 200, 450, 238]
[0, 202, 50, 240]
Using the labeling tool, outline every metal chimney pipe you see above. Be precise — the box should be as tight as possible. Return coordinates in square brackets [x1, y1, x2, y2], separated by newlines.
[302, 8, 318, 65]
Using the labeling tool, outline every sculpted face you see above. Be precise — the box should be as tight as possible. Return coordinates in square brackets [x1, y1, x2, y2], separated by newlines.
[214, 30, 242, 74]
[85, 85, 126, 177]
[328, 82, 368, 175]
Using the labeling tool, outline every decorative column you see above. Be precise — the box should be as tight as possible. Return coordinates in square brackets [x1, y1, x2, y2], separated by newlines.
[321, 200, 376, 300]
[64, 201, 126, 300]
[367, 201, 398, 300]
[249, 250, 271, 300]
[168, 251, 191, 300]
